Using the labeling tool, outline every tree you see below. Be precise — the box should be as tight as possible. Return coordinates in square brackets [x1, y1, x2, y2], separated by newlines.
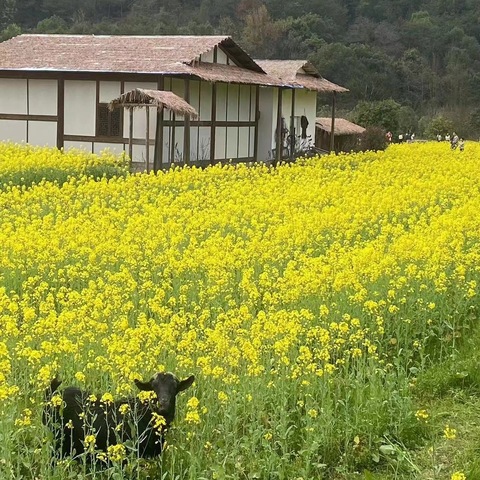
[397, 48, 435, 108]
[358, 126, 388, 151]
[35, 15, 68, 33]
[351, 99, 402, 132]
[240, 4, 284, 58]
[398, 105, 418, 133]
[0, 22, 20, 41]
[310, 43, 401, 106]
[424, 115, 454, 139]
[0, 0, 16, 30]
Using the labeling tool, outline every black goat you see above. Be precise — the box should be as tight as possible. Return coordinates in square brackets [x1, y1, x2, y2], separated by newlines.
[43, 372, 195, 460]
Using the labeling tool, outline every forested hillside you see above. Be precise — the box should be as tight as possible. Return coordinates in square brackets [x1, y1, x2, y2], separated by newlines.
[2, 0, 480, 137]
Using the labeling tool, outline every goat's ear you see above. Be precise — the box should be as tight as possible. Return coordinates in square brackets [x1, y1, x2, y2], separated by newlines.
[51, 377, 62, 392]
[177, 375, 195, 393]
[134, 379, 153, 391]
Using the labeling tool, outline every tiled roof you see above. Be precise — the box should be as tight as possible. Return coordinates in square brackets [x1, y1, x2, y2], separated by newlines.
[0, 35, 232, 72]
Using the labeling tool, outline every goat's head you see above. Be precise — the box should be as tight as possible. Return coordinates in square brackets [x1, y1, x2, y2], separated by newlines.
[134, 372, 195, 413]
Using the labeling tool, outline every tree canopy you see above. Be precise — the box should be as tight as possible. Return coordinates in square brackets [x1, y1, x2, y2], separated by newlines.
[2, 0, 480, 137]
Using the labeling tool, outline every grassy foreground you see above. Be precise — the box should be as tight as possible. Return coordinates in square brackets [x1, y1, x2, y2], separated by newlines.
[0, 142, 479, 479]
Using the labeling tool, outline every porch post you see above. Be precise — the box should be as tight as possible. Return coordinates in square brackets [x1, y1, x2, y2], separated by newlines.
[253, 85, 259, 162]
[330, 91, 336, 153]
[184, 78, 191, 165]
[145, 106, 150, 172]
[210, 83, 217, 165]
[290, 88, 296, 161]
[275, 87, 283, 166]
[154, 77, 164, 173]
[128, 108, 133, 162]
[170, 112, 176, 164]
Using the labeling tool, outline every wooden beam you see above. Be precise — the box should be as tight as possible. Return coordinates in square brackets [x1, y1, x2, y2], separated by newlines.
[290, 89, 296, 161]
[275, 88, 283, 166]
[184, 78, 190, 165]
[0, 113, 58, 122]
[145, 106, 150, 172]
[253, 85, 259, 162]
[170, 112, 176, 164]
[56, 78, 64, 149]
[154, 76, 164, 173]
[330, 91, 336, 153]
[210, 83, 217, 164]
[128, 108, 133, 161]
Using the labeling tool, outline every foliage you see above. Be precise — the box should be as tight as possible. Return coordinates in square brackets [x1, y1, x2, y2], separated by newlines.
[1, 143, 480, 478]
[358, 126, 388, 151]
[424, 115, 455, 139]
[351, 99, 402, 132]
[2, 0, 480, 135]
[0, 22, 20, 41]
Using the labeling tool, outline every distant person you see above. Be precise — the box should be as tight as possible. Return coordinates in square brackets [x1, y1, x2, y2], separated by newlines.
[459, 138, 465, 151]
[398, 133, 404, 143]
[445, 133, 451, 143]
[451, 132, 459, 150]
[410, 133, 415, 142]
[386, 131, 393, 143]
[437, 134, 442, 142]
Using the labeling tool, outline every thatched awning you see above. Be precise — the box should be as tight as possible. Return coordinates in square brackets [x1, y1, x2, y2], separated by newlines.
[316, 117, 366, 135]
[255, 60, 348, 93]
[109, 88, 198, 118]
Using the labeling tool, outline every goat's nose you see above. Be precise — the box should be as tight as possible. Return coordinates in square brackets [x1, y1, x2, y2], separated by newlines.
[157, 397, 171, 408]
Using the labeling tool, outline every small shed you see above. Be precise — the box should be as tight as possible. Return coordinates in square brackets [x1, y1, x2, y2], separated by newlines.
[109, 88, 198, 172]
[315, 117, 365, 153]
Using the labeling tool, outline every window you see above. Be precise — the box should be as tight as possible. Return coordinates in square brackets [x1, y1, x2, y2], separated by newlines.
[96, 103, 122, 137]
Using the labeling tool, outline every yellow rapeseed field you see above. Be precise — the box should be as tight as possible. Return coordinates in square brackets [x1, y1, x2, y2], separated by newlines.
[0, 142, 478, 478]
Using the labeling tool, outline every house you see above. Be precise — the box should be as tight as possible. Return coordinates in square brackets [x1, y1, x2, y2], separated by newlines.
[0, 34, 347, 168]
[315, 117, 365, 153]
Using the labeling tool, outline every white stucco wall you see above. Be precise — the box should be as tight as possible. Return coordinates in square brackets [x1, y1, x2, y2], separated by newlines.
[0, 79, 27, 114]
[64, 141, 93, 152]
[0, 119, 27, 143]
[162, 125, 186, 163]
[238, 126, 250, 158]
[124, 81, 157, 140]
[199, 82, 212, 121]
[132, 144, 155, 167]
[239, 85, 252, 121]
[28, 121, 56, 147]
[99, 81, 121, 103]
[257, 87, 275, 161]
[64, 80, 96, 136]
[200, 49, 214, 63]
[216, 48, 228, 65]
[29, 79, 57, 116]
[93, 142, 125, 155]
[216, 83, 227, 121]
[226, 127, 238, 160]
[215, 127, 226, 160]
[294, 90, 317, 141]
[190, 126, 211, 161]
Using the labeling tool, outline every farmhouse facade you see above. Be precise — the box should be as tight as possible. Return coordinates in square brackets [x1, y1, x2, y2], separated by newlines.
[0, 34, 347, 167]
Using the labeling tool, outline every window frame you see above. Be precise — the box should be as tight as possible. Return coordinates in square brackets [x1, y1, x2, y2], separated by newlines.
[96, 102, 123, 138]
